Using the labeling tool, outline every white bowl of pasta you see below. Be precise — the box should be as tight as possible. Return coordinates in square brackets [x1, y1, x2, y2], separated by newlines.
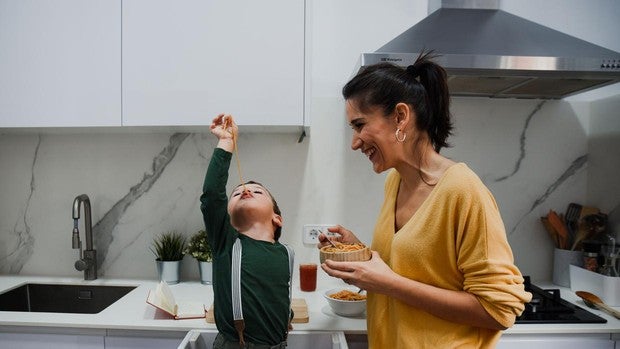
[324, 287, 367, 316]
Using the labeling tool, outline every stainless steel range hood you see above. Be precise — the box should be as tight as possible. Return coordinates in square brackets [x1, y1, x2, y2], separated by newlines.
[358, 0, 620, 99]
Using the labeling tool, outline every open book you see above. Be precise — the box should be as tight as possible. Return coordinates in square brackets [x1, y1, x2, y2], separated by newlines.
[146, 281, 206, 319]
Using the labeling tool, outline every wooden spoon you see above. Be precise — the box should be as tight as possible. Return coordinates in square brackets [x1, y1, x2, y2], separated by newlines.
[575, 291, 620, 319]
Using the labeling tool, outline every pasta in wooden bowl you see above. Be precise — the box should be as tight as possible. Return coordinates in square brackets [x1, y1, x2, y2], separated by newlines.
[319, 242, 371, 264]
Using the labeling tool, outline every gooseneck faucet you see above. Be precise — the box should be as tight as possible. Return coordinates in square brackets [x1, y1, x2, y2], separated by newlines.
[72, 194, 97, 280]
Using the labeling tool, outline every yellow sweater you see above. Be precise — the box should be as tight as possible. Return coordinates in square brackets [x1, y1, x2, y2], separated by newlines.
[367, 164, 531, 348]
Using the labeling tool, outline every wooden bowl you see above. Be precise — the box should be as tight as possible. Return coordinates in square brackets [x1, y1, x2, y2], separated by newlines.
[319, 243, 371, 264]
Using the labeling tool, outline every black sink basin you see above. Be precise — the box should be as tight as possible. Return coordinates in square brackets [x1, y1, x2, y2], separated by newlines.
[0, 283, 136, 314]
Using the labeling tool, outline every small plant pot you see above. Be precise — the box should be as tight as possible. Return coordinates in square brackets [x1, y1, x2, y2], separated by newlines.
[157, 260, 181, 284]
[198, 261, 213, 285]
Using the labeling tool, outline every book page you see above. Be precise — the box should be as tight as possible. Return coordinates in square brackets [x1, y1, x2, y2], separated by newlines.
[156, 281, 176, 313]
[146, 281, 206, 319]
[175, 300, 206, 319]
[146, 281, 176, 316]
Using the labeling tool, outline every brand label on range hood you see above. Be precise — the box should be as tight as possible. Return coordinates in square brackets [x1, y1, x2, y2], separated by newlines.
[380, 57, 404, 63]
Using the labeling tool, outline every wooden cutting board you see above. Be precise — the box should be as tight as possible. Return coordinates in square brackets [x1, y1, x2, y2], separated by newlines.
[205, 298, 309, 323]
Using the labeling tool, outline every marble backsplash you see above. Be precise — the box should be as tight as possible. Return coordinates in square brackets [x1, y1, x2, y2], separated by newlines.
[0, 95, 618, 283]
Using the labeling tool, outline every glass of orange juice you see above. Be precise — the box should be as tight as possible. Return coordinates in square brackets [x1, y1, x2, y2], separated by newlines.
[299, 263, 317, 291]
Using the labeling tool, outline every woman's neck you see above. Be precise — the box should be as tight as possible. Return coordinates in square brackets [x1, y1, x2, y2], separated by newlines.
[397, 141, 454, 189]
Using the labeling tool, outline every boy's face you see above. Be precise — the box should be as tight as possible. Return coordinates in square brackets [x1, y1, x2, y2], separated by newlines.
[228, 183, 282, 231]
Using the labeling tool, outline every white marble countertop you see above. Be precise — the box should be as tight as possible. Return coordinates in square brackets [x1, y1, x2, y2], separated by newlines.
[0, 275, 618, 336]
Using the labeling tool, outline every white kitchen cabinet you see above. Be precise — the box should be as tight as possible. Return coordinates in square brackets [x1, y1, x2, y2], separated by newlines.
[344, 333, 617, 348]
[178, 330, 349, 349]
[122, 0, 305, 128]
[497, 333, 614, 349]
[104, 329, 187, 349]
[0, 332, 104, 349]
[104, 336, 184, 349]
[0, 0, 121, 127]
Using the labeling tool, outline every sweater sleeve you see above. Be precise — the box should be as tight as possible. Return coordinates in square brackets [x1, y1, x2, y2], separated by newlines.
[200, 147, 236, 253]
[452, 170, 532, 328]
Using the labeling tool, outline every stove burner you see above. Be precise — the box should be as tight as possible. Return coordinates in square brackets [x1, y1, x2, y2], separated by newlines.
[515, 276, 607, 324]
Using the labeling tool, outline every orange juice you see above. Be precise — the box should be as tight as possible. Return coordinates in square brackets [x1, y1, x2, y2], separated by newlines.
[299, 264, 317, 291]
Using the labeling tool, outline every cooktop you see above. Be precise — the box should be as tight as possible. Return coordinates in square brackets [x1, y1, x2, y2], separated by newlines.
[515, 276, 606, 324]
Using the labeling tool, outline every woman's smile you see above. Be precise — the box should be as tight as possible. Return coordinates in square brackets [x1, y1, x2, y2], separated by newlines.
[363, 146, 376, 160]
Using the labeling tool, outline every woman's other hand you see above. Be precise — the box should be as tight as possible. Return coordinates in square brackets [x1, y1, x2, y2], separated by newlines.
[321, 251, 397, 293]
[317, 225, 362, 248]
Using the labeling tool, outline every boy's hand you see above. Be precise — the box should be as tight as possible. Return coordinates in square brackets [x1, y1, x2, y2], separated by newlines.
[210, 114, 237, 152]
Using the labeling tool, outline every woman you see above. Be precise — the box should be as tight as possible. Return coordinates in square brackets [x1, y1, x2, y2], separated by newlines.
[319, 52, 531, 348]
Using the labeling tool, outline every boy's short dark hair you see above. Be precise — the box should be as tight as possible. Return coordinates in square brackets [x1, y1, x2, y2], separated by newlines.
[236, 181, 283, 241]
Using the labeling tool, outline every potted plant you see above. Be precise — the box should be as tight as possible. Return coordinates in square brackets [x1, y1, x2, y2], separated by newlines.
[151, 231, 186, 284]
[184, 229, 213, 284]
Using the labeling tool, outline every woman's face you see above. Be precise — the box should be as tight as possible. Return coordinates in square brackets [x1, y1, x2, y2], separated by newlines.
[346, 100, 397, 174]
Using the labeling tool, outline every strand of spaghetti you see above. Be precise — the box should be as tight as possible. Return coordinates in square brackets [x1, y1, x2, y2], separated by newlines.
[223, 117, 247, 192]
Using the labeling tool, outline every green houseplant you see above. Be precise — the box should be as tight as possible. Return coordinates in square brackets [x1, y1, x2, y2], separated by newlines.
[184, 230, 213, 284]
[184, 230, 212, 262]
[151, 231, 186, 284]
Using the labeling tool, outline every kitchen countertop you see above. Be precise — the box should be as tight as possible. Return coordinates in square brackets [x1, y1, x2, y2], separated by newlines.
[0, 274, 618, 337]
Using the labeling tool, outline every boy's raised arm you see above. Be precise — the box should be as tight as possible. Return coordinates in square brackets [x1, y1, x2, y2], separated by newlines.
[200, 114, 238, 251]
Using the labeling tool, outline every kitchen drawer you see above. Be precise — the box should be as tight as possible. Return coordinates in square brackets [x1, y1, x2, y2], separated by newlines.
[178, 329, 348, 349]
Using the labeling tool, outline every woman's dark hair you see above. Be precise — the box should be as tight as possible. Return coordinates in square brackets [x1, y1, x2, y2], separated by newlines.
[234, 180, 283, 241]
[342, 51, 453, 152]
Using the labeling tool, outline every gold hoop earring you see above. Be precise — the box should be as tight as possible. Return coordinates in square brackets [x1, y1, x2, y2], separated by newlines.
[395, 128, 406, 142]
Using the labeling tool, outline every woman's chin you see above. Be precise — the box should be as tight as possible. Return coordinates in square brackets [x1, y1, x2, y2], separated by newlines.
[371, 162, 384, 174]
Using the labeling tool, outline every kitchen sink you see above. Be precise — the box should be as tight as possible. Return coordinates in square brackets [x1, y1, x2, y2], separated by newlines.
[0, 283, 136, 314]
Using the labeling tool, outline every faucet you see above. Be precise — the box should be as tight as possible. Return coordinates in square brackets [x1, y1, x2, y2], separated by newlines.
[72, 194, 97, 280]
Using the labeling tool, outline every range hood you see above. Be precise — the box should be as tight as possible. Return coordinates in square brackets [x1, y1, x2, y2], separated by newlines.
[357, 0, 620, 99]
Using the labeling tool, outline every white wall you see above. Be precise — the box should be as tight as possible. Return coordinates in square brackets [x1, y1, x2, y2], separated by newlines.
[588, 95, 620, 239]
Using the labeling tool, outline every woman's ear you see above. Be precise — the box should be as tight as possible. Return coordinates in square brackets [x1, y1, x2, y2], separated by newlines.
[394, 102, 412, 128]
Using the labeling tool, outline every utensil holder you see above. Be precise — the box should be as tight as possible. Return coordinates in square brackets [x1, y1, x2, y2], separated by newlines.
[552, 248, 583, 287]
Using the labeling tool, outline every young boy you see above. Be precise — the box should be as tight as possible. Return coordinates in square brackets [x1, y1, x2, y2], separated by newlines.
[200, 114, 293, 348]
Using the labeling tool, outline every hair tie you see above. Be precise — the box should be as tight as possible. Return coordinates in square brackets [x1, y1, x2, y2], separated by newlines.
[406, 65, 419, 78]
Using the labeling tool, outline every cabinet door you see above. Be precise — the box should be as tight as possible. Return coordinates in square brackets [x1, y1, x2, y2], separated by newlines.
[0, 332, 104, 349]
[105, 335, 183, 349]
[0, 0, 121, 127]
[122, 0, 304, 127]
[497, 333, 614, 349]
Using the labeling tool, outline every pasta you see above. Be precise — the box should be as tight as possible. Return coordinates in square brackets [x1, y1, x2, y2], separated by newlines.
[321, 243, 366, 253]
[223, 116, 247, 192]
[329, 290, 367, 301]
